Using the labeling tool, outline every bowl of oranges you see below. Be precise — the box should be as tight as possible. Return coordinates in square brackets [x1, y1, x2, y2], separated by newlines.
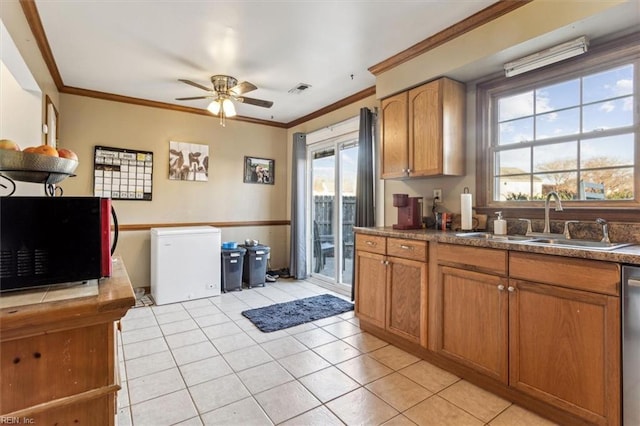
[0, 140, 78, 184]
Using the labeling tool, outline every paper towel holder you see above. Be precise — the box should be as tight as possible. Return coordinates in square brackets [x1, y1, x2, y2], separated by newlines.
[460, 187, 473, 231]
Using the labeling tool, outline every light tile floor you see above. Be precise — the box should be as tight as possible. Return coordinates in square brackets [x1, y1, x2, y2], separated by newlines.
[117, 280, 558, 426]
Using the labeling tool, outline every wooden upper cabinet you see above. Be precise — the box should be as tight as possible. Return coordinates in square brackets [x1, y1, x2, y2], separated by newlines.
[380, 77, 465, 179]
[380, 91, 409, 179]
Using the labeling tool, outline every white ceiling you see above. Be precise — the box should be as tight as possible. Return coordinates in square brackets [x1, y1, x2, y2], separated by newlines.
[32, 1, 639, 126]
[34, 0, 497, 124]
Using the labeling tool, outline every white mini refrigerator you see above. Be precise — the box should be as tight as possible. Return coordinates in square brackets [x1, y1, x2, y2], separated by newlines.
[151, 226, 221, 305]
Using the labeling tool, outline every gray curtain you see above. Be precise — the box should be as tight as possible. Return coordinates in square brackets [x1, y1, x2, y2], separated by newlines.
[352, 107, 375, 300]
[289, 132, 307, 279]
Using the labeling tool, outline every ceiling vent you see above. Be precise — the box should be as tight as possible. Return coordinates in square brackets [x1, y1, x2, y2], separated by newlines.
[288, 83, 312, 94]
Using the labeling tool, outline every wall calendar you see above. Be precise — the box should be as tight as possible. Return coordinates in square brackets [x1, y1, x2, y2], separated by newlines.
[93, 145, 153, 200]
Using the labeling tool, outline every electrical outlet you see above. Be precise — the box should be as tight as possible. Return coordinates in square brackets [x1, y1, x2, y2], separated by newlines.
[433, 189, 442, 201]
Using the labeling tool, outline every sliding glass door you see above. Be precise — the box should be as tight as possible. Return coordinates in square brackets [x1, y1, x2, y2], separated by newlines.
[308, 137, 358, 291]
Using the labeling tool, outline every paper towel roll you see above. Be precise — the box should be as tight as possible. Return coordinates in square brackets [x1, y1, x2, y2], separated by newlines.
[461, 192, 473, 230]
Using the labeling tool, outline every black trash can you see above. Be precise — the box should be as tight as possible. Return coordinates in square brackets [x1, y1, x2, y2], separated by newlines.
[241, 244, 270, 288]
[221, 247, 246, 292]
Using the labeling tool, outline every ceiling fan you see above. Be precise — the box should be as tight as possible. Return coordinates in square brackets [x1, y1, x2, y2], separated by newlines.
[176, 75, 273, 126]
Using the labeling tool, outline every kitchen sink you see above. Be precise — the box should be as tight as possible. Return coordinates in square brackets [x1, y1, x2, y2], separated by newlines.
[455, 232, 537, 242]
[526, 238, 635, 251]
[456, 232, 635, 250]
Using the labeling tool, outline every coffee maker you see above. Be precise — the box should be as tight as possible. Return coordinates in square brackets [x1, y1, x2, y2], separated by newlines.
[392, 194, 422, 230]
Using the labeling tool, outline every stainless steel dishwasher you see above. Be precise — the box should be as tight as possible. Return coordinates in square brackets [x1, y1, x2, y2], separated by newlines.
[623, 265, 640, 425]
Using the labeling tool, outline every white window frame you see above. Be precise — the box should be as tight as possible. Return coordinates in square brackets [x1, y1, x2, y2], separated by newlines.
[476, 32, 640, 217]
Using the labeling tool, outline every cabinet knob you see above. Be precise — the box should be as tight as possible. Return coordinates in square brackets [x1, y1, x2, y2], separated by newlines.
[497, 285, 505, 291]
[507, 286, 515, 292]
[366, 241, 376, 246]
[399, 245, 413, 250]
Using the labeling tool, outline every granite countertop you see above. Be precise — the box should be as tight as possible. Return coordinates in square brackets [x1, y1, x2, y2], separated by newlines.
[354, 226, 640, 265]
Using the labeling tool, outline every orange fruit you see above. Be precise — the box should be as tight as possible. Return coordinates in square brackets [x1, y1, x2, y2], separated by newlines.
[57, 148, 78, 161]
[27, 145, 59, 157]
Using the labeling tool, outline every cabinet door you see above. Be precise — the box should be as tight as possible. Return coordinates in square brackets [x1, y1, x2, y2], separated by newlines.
[509, 280, 620, 425]
[386, 256, 427, 346]
[354, 250, 387, 328]
[435, 266, 509, 383]
[409, 79, 442, 177]
[380, 92, 408, 179]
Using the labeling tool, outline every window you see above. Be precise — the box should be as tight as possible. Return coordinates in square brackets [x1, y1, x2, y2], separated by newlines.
[477, 33, 640, 212]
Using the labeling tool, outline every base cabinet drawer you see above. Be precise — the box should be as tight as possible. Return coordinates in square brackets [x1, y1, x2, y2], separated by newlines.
[355, 234, 386, 255]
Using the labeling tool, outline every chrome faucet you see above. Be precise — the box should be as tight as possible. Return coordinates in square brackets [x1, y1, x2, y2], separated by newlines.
[596, 218, 611, 244]
[543, 191, 563, 234]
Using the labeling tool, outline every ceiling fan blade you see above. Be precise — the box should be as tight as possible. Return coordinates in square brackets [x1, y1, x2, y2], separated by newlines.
[238, 96, 273, 108]
[178, 79, 213, 92]
[229, 81, 258, 96]
[175, 95, 214, 101]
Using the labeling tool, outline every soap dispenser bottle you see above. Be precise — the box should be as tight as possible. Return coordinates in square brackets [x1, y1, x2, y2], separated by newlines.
[494, 211, 507, 235]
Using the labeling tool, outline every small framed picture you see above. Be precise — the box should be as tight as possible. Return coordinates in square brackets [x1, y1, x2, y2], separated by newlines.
[244, 156, 274, 185]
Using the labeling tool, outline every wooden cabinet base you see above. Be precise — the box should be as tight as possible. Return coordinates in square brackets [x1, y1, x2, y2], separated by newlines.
[0, 257, 135, 425]
[5, 388, 117, 425]
[357, 319, 601, 426]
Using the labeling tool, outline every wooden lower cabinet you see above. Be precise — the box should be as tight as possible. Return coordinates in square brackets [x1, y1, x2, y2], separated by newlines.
[435, 266, 508, 383]
[0, 257, 135, 424]
[387, 256, 427, 345]
[355, 250, 387, 329]
[509, 279, 620, 425]
[356, 235, 622, 426]
[355, 234, 427, 346]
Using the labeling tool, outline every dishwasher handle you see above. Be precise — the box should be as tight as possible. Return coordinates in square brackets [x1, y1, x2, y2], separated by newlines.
[628, 278, 640, 288]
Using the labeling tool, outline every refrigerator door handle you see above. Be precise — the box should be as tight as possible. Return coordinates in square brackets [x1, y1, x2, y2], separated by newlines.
[628, 278, 640, 287]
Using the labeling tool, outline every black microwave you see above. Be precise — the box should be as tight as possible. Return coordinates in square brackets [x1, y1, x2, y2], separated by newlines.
[0, 196, 113, 292]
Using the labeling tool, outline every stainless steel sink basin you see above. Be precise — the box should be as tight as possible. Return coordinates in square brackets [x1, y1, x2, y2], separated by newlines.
[455, 232, 635, 250]
[455, 232, 536, 242]
[527, 238, 634, 251]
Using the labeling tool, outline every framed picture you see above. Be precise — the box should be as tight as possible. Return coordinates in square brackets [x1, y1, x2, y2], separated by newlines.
[169, 141, 209, 182]
[45, 95, 58, 148]
[244, 156, 274, 184]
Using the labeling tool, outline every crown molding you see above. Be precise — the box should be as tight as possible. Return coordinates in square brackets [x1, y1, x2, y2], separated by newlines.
[368, 0, 533, 76]
[61, 86, 288, 128]
[285, 86, 376, 128]
[19, 0, 64, 89]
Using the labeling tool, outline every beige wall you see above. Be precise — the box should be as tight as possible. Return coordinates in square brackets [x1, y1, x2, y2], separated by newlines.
[0, 0, 59, 141]
[59, 94, 288, 288]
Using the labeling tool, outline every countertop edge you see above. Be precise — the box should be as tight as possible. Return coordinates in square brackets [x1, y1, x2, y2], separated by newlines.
[354, 227, 640, 265]
[0, 256, 136, 340]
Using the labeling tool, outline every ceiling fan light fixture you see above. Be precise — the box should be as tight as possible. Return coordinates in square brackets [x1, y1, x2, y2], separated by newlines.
[207, 99, 221, 115]
[222, 98, 236, 117]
